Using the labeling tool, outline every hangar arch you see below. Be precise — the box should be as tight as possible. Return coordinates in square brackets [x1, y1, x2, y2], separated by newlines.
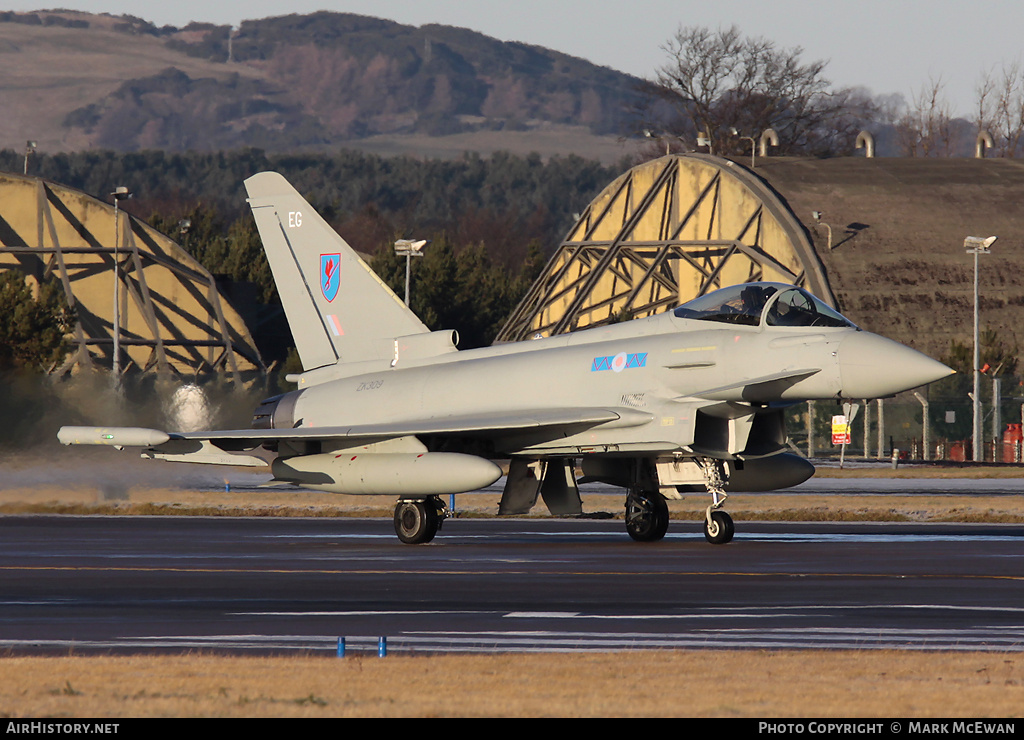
[497, 153, 833, 341]
[0, 172, 263, 382]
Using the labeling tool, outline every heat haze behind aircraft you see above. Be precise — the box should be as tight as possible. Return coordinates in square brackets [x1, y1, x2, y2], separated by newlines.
[58, 172, 953, 544]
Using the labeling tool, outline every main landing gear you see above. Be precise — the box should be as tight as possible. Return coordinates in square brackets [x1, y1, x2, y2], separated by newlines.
[393, 495, 448, 544]
[625, 490, 669, 542]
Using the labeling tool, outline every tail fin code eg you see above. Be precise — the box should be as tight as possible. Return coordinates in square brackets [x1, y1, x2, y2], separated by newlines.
[244, 171, 427, 371]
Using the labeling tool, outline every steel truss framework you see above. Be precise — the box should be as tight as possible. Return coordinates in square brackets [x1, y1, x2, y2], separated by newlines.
[497, 154, 833, 342]
[0, 172, 263, 382]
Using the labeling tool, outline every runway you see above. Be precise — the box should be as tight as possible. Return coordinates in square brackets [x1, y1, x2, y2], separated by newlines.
[1, 512, 1023, 655]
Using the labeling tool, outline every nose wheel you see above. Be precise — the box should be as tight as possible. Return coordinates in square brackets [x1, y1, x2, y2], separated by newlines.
[698, 458, 734, 545]
[703, 509, 734, 544]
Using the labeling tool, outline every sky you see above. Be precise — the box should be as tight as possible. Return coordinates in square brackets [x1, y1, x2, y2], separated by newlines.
[9, 0, 1024, 117]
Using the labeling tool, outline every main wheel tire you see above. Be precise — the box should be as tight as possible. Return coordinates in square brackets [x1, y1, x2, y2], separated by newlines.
[394, 500, 439, 544]
[703, 510, 735, 544]
[625, 492, 670, 542]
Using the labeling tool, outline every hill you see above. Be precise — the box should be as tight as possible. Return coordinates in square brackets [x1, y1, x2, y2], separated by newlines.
[756, 156, 1024, 364]
[0, 10, 641, 162]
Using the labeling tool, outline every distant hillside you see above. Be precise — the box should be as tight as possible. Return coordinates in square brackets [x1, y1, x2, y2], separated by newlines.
[0, 10, 642, 160]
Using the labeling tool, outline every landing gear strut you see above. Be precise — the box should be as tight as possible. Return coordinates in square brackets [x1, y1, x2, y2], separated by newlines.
[393, 496, 447, 544]
[625, 490, 669, 542]
[699, 459, 734, 544]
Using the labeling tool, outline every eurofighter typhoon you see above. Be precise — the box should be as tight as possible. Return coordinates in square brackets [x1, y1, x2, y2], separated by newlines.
[59, 172, 953, 544]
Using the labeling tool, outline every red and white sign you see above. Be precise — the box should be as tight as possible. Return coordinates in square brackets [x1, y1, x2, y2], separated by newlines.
[831, 415, 851, 445]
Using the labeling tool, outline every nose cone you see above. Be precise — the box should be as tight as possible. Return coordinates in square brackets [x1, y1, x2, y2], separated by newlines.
[839, 332, 953, 398]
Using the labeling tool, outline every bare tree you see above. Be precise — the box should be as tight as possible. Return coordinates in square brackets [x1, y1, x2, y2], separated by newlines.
[640, 25, 875, 157]
[895, 77, 956, 156]
[976, 68, 997, 140]
[976, 62, 1024, 156]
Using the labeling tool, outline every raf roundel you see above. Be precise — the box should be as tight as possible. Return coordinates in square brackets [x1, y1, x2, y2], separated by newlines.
[591, 352, 648, 372]
[321, 253, 341, 302]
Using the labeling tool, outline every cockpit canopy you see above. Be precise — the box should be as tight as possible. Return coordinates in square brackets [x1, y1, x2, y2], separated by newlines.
[673, 283, 857, 329]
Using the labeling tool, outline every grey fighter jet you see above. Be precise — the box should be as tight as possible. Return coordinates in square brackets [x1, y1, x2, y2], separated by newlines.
[58, 172, 953, 545]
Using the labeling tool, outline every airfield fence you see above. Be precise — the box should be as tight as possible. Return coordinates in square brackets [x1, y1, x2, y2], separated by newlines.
[793, 392, 1024, 463]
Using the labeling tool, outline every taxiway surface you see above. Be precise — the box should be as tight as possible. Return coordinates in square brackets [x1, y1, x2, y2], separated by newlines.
[1, 511, 1022, 654]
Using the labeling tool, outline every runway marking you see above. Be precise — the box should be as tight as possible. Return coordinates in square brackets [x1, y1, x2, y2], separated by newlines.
[232, 605, 1024, 619]
[502, 605, 1024, 617]
[232, 609, 797, 619]
[738, 533, 1024, 543]
[505, 604, 1024, 616]
[2, 565, 1023, 582]
[264, 530, 1024, 544]
[4, 626, 1024, 653]
[231, 610, 487, 617]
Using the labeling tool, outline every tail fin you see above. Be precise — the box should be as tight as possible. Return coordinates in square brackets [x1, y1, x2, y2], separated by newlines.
[244, 171, 427, 370]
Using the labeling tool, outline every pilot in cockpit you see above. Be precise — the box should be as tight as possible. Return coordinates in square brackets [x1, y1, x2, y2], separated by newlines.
[740, 285, 772, 316]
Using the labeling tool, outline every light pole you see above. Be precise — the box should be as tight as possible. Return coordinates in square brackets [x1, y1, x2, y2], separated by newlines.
[811, 211, 833, 250]
[643, 129, 690, 156]
[394, 239, 427, 306]
[23, 141, 36, 175]
[643, 129, 670, 155]
[110, 186, 132, 383]
[965, 235, 997, 462]
[729, 128, 757, 167]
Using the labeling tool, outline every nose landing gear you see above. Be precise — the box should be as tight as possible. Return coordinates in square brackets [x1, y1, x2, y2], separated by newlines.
[703, 509, 735, 544]
[699, 459, 734, 544]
